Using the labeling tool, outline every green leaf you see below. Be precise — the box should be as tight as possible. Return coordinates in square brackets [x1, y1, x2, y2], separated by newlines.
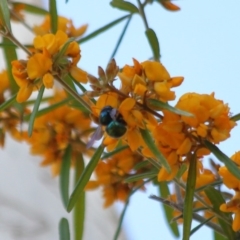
[146, 157, 162, 169]
[49, 0, 58, 33]
[0, 93, 16, 112]
[148, 99, 194, 117]
[140, 128, 171, 173]
[145, 28, 160, 61]
[28, 85, 45, 136]
[159, 181, 180, 237]
[175, 163, 188, 179]
[101, 145, 129, 159]
[109, 15, 132, 60]
[134, 160, 150, 170]
[67, 145, 105, 212]
[205, 187, 236, 240]
[182, 153, 197, 240]
[62, 75, 91, 114]
[0, 0, 11, 31]
[60, 145, 72, 209]
[214, 231, 228, 240]
[2, 37, 19, 93]
[55, 38, 74, 61]
[78, 14, 130, 44]
[230, 113, 240, 122]
[204, 140, 240, 180]
[73, 154, 85, 240]
[12, 2, 48, 15]
[195, 179, 222, 193]
[110, 0, 139, 13]
[24, 98, 70, 121]
[59, 218, 70, 240]
[124, 170, 157, 183]
[190, 216, 214, 236]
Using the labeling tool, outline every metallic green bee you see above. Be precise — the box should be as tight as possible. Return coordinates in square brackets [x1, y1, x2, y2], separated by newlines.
[87, 106, 127, 148]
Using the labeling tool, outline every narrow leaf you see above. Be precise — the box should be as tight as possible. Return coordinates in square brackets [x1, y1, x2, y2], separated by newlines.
[124, 170, 157, 183]
[140, 128, 171, 173]
[49, 0, 58, 33]
[175, 163, 188, 179]
[0, 0, 11, 31]
[204, 140, 240, 180]
[205, 187, 236, 240]
[59, 218, 70, 240]
[148, 99, 194, 117]
[110, 0, 139, 14]
[24, 98, 70, 121]
[159, 181, 180, 237]
[230, 113, 240, 122]
[67, 145, 105, 212]
[182, 153, 197, 240]
[60, 145, 72, 209]
[109, 15, 132, 60]
[214, 231, 228, 240]
[101, 145, 129, 159]
[190, 216, 214, 236]
[12, 2, 48, 15]
[2, 37, 18, 93]
[28, 85, 45, 136]
[73, 154, 85, 240]
[195, 180, 222, 193]
[55, 38, 74, 61]
[0, 93, 16, 112]
[145, 28, 160, 60]
[134, 160, 150, 170]
[78, 14, 130, 44]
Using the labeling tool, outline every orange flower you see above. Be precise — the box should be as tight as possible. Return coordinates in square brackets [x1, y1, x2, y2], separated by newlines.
[33, 15, 88, 38]
[118, 59, 184, 102]
[86, 148, 145, 207]
[12, 30, 87, 102]
[176, 93, 236, 144]
[25, 90, 91, 176]
[220, 191, 240, 231]
[219, 151, 240, 190]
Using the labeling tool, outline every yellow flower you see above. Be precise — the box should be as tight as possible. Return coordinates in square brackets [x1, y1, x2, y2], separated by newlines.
[27, 53, 52, 79]
[12, 30, 87, 102]
[118, 59, 184, 102]
[176, 92, 236, 144]
[33, 15, 88, 38]
[220, 191, 240, 231]
[219, 151, 240, 190]
[0, 70, 10, 103]
[86, 148, 144, 207]
[25, 90, 91, 176]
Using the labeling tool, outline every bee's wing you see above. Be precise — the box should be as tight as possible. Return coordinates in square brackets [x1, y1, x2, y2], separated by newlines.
[110, 108, 118, 120]
[86, 126, 103, 149]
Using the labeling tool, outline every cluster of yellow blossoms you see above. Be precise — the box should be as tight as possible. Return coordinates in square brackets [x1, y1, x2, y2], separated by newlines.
[1, 10, 240, 235]
[25, 90, 91, 175]
[86, 148, 146, 207]
[11, 14, 88, 103]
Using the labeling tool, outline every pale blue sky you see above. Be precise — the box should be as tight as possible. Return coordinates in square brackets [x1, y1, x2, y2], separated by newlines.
[45, 0, 240, 239]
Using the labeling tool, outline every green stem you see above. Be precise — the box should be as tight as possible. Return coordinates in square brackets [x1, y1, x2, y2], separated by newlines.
[4, 31, 32, 55]
[137, 0, 149, 30]
[55, 75, 92, 113]
[74, 154, 85, 240]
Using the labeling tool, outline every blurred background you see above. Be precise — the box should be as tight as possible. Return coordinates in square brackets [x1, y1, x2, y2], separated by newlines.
[1, 0, 240, 239]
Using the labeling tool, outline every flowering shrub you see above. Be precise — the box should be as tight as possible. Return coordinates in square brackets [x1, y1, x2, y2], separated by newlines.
[0, 0, 240, 239]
